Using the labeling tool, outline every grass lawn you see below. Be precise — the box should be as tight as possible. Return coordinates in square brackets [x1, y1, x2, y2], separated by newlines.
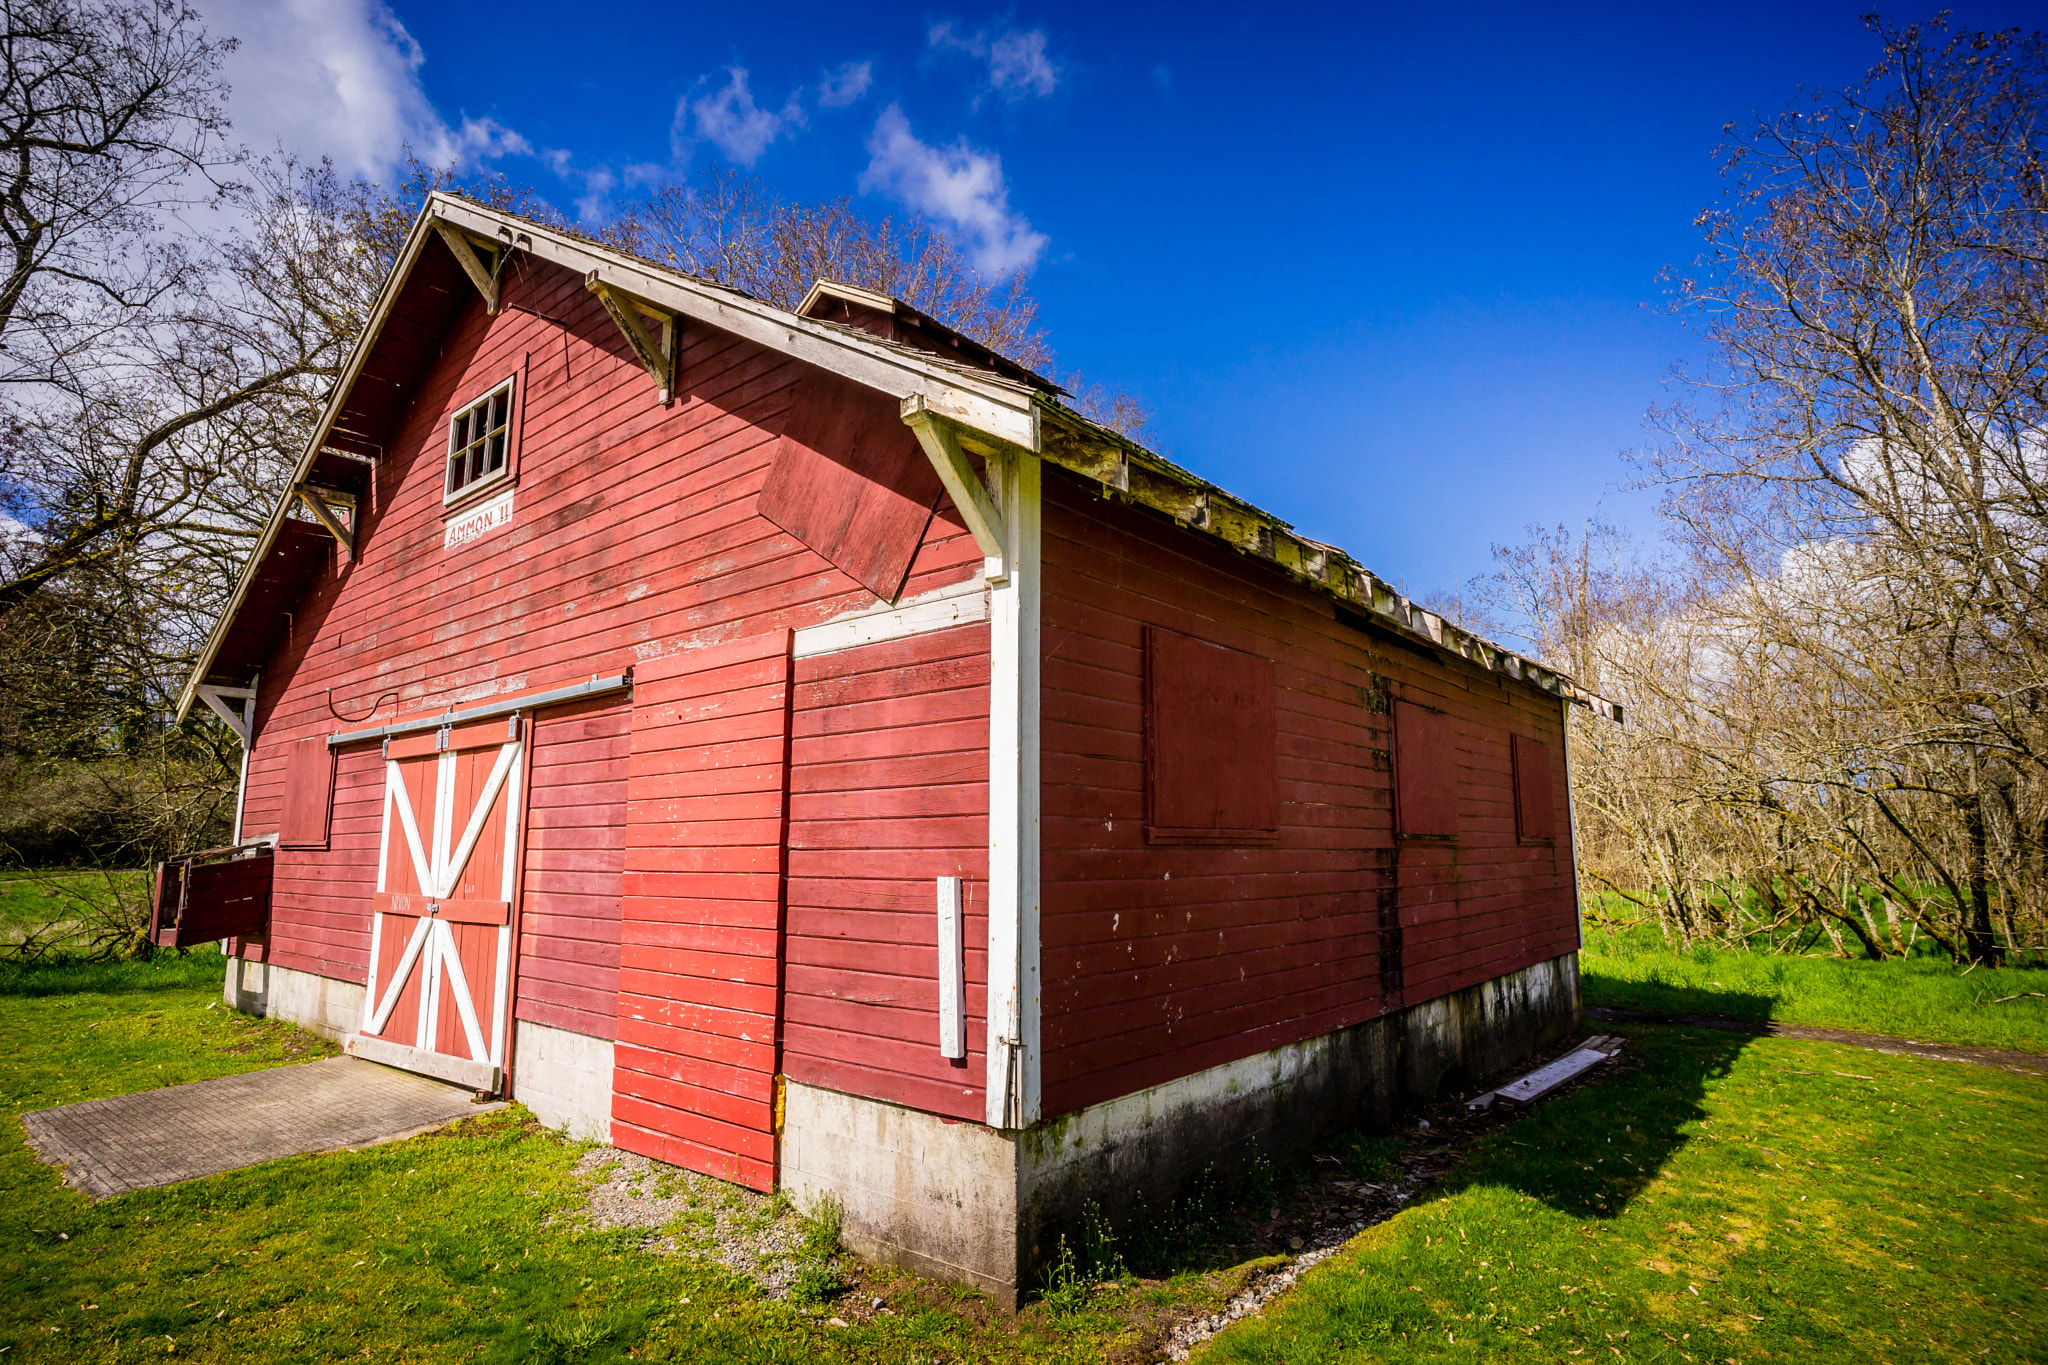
[0, 868, 154, 956]
[1581, 919, 2048, 1053]
[3, 952, 2043, 1363]
[1194, 1025, 2046, 1364]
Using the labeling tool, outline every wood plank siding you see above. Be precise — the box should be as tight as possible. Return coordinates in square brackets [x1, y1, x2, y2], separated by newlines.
[1037, 467, 1577, 1117]
[232, 245, 986, 1108]
[783, 622, 992, 1121]
[518, 696, 629, 1040]
[616, 632, 794, 1190]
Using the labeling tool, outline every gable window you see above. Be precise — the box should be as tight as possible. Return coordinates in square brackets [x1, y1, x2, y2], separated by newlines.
[446, 379, 513, 502]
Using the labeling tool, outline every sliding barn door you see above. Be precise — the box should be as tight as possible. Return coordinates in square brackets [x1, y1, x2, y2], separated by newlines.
[346, 717, 523, 1091]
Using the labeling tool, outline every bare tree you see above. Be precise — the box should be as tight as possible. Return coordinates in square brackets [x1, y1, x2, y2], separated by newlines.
[631, 168, 1051, 370]
[0, 0, 234, 384]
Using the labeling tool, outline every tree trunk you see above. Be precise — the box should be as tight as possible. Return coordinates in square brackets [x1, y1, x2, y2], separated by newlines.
[1963, 792, 2002, 966]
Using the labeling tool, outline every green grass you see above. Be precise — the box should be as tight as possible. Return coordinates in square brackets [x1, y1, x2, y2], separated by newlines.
[0, 954, 1248, 1363]
[7, 952, 2043, 1363]
[0, 868, 154, 956]
[1195, 1026, 2047, 1364]
[1582, 919, 2048, 1053]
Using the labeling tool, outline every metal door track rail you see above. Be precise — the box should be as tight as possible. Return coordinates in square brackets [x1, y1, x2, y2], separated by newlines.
[327, 672, 632, 747]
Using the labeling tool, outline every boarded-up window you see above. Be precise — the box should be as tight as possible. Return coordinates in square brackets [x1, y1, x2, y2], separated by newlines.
[277, 737, 334, 849]
[1393, 700, 1457, 838]
[756, 369, 944, 600]
[1512, 733, 1556, 841]
[1146, 627, 1278, 844]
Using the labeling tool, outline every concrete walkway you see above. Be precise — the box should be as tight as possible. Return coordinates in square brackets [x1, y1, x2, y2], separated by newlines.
[1584, 1004, 2048, 1077]
[20, 1056, 503, 1199]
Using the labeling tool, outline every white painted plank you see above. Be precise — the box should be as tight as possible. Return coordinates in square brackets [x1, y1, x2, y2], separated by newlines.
[792, 578, 987, 659]
[1494, 1046, 1612, 1105]
[937, 877, 965, 1059]
[345, 1032, 499, 1093]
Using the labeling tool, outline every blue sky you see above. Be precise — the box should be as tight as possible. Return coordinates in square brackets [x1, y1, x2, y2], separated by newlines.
[213, 1, 2041, 604]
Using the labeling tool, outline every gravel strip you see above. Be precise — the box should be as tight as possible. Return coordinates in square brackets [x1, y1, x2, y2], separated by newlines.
[558, 1147, 808, 1294]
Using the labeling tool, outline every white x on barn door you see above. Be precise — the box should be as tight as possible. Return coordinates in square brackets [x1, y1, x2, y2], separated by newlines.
[345, 716, 522, 1092]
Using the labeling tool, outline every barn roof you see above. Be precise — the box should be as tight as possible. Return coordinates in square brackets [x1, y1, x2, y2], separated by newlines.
[176, 194, 1617, 724]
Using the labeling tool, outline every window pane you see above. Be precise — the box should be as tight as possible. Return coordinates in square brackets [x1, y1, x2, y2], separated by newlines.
[486, 431, 505, 472]
[448, 455, 464, 491]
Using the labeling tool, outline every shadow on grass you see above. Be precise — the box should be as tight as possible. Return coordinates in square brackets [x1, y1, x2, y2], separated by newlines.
[1580, 973, 1786, 1024]
[1450, 1025, 1755, 1223]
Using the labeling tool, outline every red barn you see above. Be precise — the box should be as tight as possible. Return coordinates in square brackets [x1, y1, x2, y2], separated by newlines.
[169, 195, 1609, 1305]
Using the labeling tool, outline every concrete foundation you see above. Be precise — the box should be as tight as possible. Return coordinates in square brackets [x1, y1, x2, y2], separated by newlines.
[781, 952, 1579, 1307]
[227, 951, 1578, 1308]
[224, 956, 366, 1041]
[511, 1020, 615, 1142]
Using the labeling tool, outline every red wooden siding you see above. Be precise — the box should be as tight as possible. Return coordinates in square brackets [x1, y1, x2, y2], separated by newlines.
[783, 622, 992, 1122]
[277, 737, 334, 849]
[1145, 627, 1279, 844]
[1393, 700, 1458, 838]
[258, 742, 383, 980]
[517, 697, 628, 1040]
[1038, 466, 1576, 1118]
[613, 632, 792, 1191]
[756, 369, 943, 600]
[1512, 734, 1556, 842]
[231, 246, 981, 1006]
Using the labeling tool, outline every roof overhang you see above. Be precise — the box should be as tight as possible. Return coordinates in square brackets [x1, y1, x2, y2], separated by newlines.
[175, 194, 1046, 721]
[177, 193, 1615, 726]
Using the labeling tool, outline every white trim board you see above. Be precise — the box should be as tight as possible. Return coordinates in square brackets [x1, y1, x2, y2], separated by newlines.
[984, 452, 1042, 1129]
[792, 578, 988, 659]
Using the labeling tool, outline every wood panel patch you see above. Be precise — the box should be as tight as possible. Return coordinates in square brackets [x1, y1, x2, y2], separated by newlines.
[614, 631, 792, 1191]
[756, 369, 941, 601]
[1393, 700, 1457, 838]
[1145, 627, 1279, 844]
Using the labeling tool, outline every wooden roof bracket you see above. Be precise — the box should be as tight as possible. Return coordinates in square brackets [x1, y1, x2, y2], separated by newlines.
[196, 683, 256, 746]
[434, 223, 502, 315]
[585, 270, 677, 405]
[902, 395, 1009, 582]
[295, 484, 355, 561]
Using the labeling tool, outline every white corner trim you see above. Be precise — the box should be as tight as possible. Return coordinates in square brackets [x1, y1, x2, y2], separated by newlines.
[792, 577, 988, 659]
[985, 452, 1042, 1129]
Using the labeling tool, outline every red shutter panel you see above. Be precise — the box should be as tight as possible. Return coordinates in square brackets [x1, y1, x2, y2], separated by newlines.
[1393, 700, 1458, 838]
[1145, 627, 1279, 844]
[1512, 733, 1556, 841]
[277, 737, 334, 849]
[756, 369, 944, 600]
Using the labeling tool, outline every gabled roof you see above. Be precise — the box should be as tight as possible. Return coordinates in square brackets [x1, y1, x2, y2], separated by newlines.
[178, 194, 1616, 724]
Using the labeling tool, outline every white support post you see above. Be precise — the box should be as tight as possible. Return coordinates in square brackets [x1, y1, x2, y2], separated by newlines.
[937, 876, 965, 1059]
[983, 450, 1041, 1129]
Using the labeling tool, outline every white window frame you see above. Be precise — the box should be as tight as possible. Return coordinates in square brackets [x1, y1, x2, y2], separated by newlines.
[443, 376, 516, 507]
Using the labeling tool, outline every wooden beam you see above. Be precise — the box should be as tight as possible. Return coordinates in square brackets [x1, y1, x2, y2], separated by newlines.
[197, 684, 255, 746]
[295, 486, 354, 561]
[585, 271, 676, 405]
[903, 396, 1006, 577]
[434, 224, 499, 315]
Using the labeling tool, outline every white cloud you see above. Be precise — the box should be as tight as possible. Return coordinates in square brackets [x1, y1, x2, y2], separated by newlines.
[928, 22, 1059, 100]
[684, 67, 803, 166]
[859, 106, 1046, 275]
[203, 0, 531, 179]
[986, 30, 1058, 98]
[817, 61, 873, 109]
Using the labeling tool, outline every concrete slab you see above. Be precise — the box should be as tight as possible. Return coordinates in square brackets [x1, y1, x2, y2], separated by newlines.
[19, 1056, 503, 1199]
